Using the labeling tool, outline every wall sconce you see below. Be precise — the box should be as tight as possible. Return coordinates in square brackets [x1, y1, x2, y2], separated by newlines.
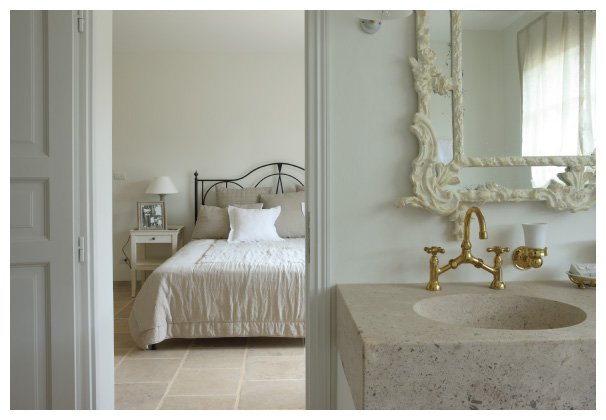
[512, 223, 548, 270]
[355, 10, 413, 34]
[146, 176, 178, 201]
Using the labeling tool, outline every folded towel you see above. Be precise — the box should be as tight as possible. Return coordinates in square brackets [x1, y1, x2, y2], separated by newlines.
[569, 263, 596, 277]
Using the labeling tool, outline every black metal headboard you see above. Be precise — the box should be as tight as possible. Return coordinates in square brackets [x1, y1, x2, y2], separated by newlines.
[194, 162, 305, 222]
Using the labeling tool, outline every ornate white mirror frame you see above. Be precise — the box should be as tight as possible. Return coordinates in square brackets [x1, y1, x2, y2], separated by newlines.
[396, 11, 596, 240]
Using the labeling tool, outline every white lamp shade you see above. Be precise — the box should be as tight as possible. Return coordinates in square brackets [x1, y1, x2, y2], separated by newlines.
[353, 10, 413, 20]
[146, 176, 179, 196]
[522, 223, 548, 248]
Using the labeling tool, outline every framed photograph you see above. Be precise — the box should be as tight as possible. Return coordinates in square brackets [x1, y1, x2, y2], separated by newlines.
[137, 201, 166, 230]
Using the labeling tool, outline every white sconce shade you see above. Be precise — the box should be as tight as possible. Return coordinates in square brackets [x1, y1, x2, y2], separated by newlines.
[146, 176, 178, 201]
[354, 10, 413, 20]
[353, 10, 414, 34]
[522, 223, 548, 248]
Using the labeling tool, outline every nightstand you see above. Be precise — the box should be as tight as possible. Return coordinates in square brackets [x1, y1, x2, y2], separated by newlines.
[129, 225, 184, 297]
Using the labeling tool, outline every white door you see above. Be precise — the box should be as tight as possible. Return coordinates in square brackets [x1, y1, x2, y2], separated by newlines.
[11, 10, 78, 409]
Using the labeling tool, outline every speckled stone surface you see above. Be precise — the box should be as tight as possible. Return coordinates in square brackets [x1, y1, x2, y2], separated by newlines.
[336, 281, 596, 410]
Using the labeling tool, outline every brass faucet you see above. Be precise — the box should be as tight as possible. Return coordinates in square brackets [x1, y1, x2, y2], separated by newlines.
[424, 207, 510, 291]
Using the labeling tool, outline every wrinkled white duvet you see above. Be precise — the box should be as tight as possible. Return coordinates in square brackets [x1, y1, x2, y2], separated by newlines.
[129, 238, 305, 349]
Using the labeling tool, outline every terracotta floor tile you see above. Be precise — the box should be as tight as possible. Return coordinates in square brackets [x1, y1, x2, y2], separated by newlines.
[247, 337, 305, 357]
[245, 356, 305, 380]
[113, 287, 306, 410]
[114, 383, 168, 410]
[238, 380, 305, 410]
[169, 368, 241, 396]
[114, 348, 130, 367]
[114, 332, 135, 349]
[113, 299, 133, 310]
[160, 395, 236, 410]
[113, 291, 134, 300]
[115, 303, 133, 319]
[115, 358, 181, 383]
[113, 303, 129, 316]
[184, 348, 245, 369]
[114, 318, 130, 334]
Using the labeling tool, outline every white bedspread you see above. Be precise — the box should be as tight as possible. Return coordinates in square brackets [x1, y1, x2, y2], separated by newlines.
[129, 238, 305, 349]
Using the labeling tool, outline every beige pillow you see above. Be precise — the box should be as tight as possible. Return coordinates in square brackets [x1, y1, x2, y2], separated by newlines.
[260, 191, 305, 238]
[216, 185, 272, 208]
[295, 184, 305, 192]
[191, 204, 263, 239]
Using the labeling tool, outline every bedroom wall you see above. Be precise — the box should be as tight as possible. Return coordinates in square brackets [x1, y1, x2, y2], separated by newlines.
[327, 11, 596, 409]
[112, 52, 304, 281]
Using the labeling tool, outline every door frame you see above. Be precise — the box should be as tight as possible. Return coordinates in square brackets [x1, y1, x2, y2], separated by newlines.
[85, 10, 115, 409]
[82, 9, 331, 409]
[75, 10, 114, 409]
[304, 10, 332, 410]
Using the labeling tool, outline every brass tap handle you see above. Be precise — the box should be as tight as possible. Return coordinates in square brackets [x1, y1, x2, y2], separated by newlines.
[424, 246, 445, 256]
[487, 246, 510, 255]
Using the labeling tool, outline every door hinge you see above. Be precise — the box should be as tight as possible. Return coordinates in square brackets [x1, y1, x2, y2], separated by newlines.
[77, 11, 85, 33]
[78, 236, 86, 263]
[306, 212, 311, 264]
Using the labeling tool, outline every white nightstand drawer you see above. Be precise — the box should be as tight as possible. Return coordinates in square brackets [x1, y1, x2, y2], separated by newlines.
[137, 235, 171, 244]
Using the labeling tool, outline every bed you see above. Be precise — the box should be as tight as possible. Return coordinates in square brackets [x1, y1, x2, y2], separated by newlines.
[128, 163, 306, 349]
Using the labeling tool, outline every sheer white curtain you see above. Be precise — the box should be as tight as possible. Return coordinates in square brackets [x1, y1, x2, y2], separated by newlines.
[518, 11, 596, 187]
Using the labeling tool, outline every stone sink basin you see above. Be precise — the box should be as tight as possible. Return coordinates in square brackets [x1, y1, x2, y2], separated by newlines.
[337, 281, 595, 410]
[413, 294, 587, 330]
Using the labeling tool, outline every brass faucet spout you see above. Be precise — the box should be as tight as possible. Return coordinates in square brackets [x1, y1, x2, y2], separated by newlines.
[464, 206, 487, 243]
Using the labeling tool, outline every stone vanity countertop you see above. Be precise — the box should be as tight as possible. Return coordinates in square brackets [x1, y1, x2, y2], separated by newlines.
[336, 280, 596, 410]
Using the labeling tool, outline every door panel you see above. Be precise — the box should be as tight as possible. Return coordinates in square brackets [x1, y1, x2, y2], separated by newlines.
[10, 179, 49, 240]
[10, 265, 50, 409]
[10, 10, 48, 156]
[10, 10, 77, 409]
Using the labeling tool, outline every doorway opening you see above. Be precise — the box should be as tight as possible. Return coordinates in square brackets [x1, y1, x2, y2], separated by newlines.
[111, 10, 306, 410]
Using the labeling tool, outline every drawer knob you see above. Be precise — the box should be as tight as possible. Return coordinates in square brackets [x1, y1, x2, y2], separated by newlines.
[151, 237, 155, 240]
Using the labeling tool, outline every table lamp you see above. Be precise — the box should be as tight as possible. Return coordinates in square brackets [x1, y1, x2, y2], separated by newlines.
[146, 176, 178, 201]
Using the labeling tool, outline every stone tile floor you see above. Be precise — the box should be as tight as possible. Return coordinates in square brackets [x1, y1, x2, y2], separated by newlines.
[113, 282, 305, 410]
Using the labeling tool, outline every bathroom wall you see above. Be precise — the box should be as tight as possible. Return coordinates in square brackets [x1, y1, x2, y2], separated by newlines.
[327, 11, 596, 408]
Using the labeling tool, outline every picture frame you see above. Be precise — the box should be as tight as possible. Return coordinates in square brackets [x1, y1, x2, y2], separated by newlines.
[137, 201, 166, 230]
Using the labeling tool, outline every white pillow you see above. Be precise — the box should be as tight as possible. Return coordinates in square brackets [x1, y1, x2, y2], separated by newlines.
[227, 206, 283, 243]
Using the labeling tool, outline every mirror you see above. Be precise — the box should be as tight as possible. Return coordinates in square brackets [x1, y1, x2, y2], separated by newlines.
[397, 11, 596, 239]
[430, 10, 453, 162]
